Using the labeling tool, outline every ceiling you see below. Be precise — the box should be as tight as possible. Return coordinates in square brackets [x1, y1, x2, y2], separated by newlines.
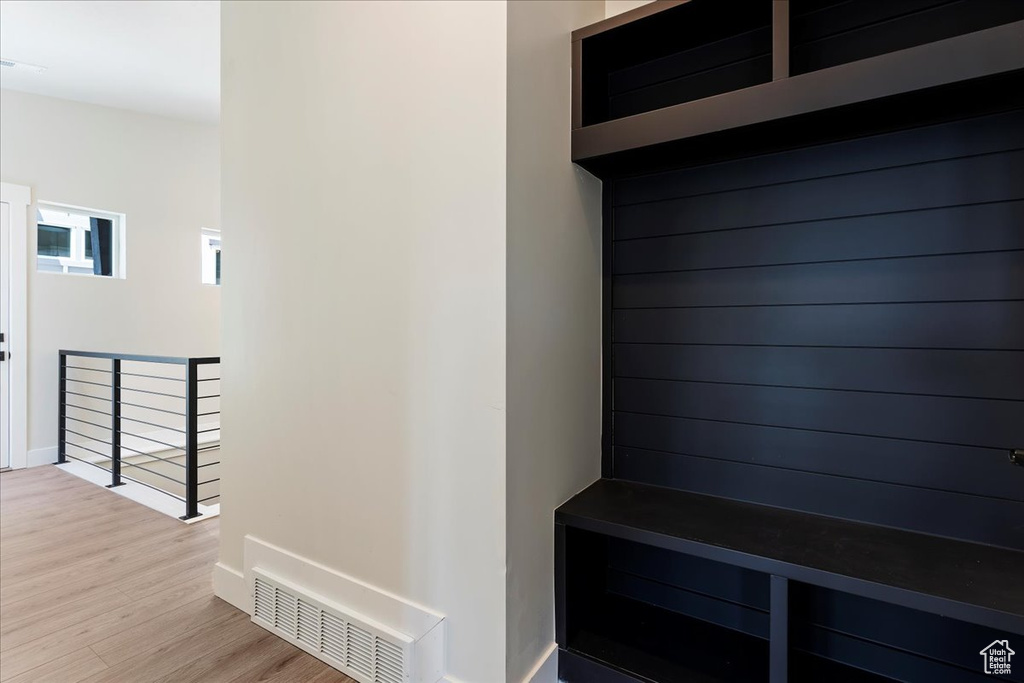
[0, 0, 219, 123]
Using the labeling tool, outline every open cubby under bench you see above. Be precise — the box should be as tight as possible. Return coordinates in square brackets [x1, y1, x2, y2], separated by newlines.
[555, 480, 1024, 683]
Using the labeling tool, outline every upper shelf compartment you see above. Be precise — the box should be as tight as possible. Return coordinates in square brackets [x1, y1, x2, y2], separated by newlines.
[789, 0, 1024, 76]
[571, 0, 1024, 165]
[573, 0, 773, 127]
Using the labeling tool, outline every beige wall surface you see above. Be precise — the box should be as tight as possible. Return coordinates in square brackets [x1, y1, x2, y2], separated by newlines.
[605, 0, 656, 18]
[219, 1, 508, 681]
[505, 1, 603, 681]
[0, 89, 221, 457]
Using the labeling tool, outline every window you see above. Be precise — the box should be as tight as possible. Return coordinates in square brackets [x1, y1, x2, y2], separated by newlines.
[201, 228, 221, 285]
[36, 202, 125, 277]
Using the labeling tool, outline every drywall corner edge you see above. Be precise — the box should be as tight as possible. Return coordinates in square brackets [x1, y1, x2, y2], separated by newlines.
[213, 561, 248, 613]
[523, 642, 557, 683]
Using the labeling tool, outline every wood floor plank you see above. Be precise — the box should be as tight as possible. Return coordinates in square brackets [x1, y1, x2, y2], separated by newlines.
[150, 626, 285, 683]
[0, 522, 214, 605]
[88, 595, 236, 666]
[225, 643, 341, 683]
[76, 609, 253, 683]
[0, 584, 134, 652]
[0, 467, 352, 683]
[2, 647, 108, 683]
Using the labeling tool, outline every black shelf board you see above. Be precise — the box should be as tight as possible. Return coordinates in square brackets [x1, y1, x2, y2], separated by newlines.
[556, 479, 1024, 634]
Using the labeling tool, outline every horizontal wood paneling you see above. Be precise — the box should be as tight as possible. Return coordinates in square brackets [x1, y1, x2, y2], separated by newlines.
[581, 0, 771, 126]
[791, 584, 1024, 681]
[613, 448, 1024, 548]
[609, 55, 772, 121]
[615, 345, 1024, 401]
[791, 0, 1024, 76]
[613, 412, 1023, 501]
[614, 149, 1024, 240]
[607, 537, 770, 609]
[606, 571, 769, 638]
[606, 411, 1024, 501]
[608, 27, 771, 96]
[616, 378, 1022, 447]
[614, 251, 1024, 307]
[792, 625, 991, 682]
[614, 202, 1024, 275]
[613, 109, 1024, 206]
[608, 109, 1024, 551]
[613, 302, 1024, 349]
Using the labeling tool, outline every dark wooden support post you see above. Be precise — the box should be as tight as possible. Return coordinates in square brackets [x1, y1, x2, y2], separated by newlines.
[181, 359, 200, 520]
[56, 352, 67, 464]
[108, 358, 124, 487]
[773, 0, 790, 81]
[770, 574, 789, 683]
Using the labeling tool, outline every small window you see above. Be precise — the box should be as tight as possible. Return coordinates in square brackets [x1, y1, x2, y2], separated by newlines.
[36, 202, 125, 277]
[201, 228, 221, 285]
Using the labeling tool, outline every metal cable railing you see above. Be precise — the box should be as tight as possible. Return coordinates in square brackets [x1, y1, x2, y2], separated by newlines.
[57, 350, 220, 520]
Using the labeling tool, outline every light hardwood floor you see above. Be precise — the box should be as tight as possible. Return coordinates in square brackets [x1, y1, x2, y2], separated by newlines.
[0, 466, 354, 683]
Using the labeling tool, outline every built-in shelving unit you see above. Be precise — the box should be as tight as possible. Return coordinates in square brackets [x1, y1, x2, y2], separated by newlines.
[560, 2, 1024, 681]
[571, 2, 1024, 164]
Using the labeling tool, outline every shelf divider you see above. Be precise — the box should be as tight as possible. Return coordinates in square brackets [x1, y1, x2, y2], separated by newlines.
[772, 0, 789, 81]
[770, 575, 789, 683]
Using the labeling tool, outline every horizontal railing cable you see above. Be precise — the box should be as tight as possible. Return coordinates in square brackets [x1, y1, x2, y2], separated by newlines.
[119, 371, 185, 382]
[65, 441, 114, 461]
[65, 432, 187, 476]
[65, 378, 113, 390]
[62, 453, 187, 502]
[199, 478, 220, 486]
[66, 389, 111, 402]
[117, 430, 187, 453]
[119, 415, 186, 434]
[66, 365, 112, 374]
[65, 403, 113, 417]
[120, 386, 187, 400]
[118, 401, 186, 417]
[198, 494, 220, 504]
[64, 414, 112, 431]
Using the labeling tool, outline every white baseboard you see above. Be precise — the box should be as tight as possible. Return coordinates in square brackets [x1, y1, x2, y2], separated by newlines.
[27, 446, 57, 468]
[440, 643, 556, 683]
[523, 643, 558, 683]
[244, 535, 445, 639]
[213, 561, 248, 613]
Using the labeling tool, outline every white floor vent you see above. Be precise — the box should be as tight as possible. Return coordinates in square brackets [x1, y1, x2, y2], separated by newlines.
[252, 569, 413, 683]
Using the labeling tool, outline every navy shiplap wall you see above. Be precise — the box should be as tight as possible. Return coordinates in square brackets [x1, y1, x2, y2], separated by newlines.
[608, 108, 1024, 550]
[790, 0, 1024, 76]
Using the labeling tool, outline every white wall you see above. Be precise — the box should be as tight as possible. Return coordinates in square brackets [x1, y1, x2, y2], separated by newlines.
[505, 2, 603, 681]
[0, 90, 220, 460]
[219, 2, 508, 681]
[605, 0, 655, 19]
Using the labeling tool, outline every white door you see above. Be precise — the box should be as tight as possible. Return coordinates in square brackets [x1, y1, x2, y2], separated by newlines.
[1, 200, 10, 469]
[0, 181, 28, 470]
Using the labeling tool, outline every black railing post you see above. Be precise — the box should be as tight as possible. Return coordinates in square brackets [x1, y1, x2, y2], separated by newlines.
[108, 358, 124, 487]
[181, 358, 200, 520]
[56, 352, 67, 464]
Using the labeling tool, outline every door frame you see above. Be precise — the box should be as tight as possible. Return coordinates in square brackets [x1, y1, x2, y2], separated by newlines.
[1, 182, 30, 470]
